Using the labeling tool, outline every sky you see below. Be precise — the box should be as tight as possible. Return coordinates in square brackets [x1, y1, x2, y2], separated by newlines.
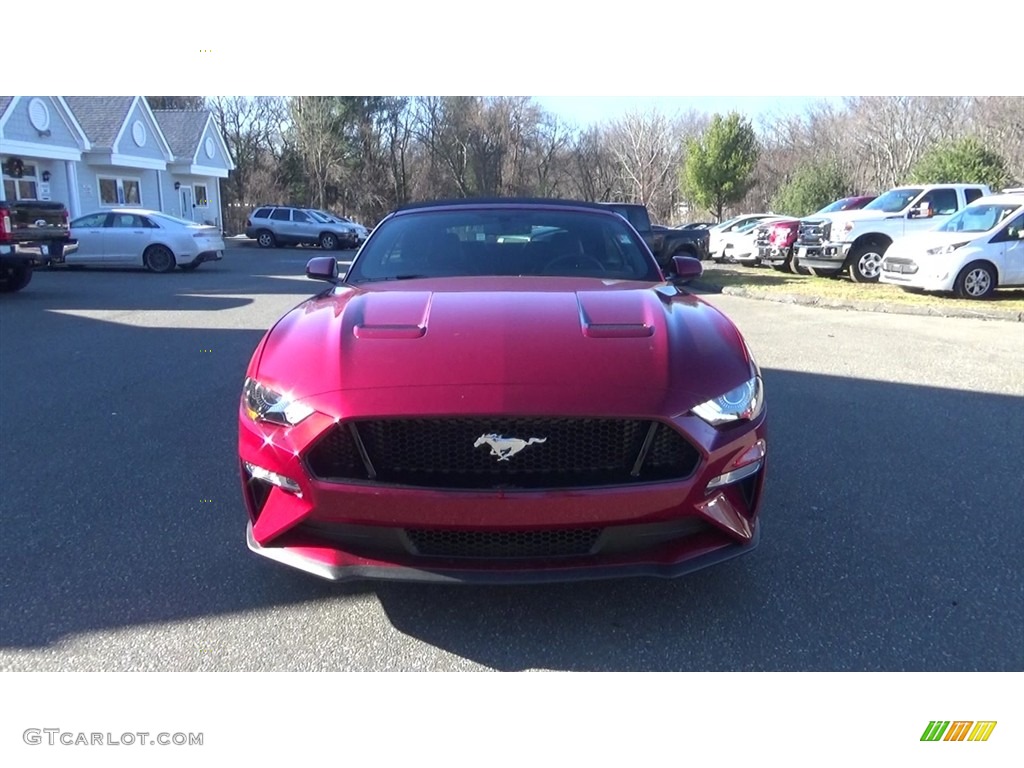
[533, 96, 845, 128]
[7, 4, 1016, 109]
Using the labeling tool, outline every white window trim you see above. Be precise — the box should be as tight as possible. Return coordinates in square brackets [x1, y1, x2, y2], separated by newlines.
[193, 183, 209, 208]
[2, 162, 40, 201]
[97, 174, 143, 208]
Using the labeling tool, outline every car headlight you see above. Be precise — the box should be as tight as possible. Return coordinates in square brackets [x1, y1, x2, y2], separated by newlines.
[243, 377, 315, 426]
[925, 241, 969, 255]
[691, 376, 764, 426]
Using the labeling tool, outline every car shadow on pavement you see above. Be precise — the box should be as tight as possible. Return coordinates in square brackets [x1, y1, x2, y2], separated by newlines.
[373, 368, 1024, 671]
[1, 296, 1020, 671]
[0, 292, 373, 652]
[27, 266, 327, 314]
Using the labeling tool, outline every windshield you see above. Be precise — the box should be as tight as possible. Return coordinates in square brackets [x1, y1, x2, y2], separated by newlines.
[736, 218, 771, 233]
[937, 203, 1021, 234]
[346, 208, 661, 283]
[816, 197, 868, 214]
[712, 216, 741, 230]
[306, 210, 333, 223]
[863, 188, 923, 213]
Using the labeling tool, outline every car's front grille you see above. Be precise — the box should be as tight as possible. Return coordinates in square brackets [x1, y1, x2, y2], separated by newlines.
[754, 226, 772, 247]
[406, 527, 602, 558]
[798, 220, 830, 245]
[305, 417, 701, 489]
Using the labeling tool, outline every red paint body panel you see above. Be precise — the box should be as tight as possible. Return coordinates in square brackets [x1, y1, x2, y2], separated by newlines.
[239, 200, 767, 583]
[769, 219, 800, 248]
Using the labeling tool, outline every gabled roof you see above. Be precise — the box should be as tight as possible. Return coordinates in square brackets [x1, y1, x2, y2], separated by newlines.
[151, 109, 209, 159]
[153, 108, 235, 172]
[0, 96, 91, 154]
[63, 96, 134, 149]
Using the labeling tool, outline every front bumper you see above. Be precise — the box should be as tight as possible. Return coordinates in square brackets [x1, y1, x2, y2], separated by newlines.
[239, 406, 767, 584]
[758, 245, 792, 266]
[878, 257, 954, 291]
[793, 242, 850, 271]
[246, 518, 760, 583]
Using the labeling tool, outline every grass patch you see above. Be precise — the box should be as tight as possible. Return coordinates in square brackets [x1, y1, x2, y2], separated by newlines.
[699, 264, 1024, 312]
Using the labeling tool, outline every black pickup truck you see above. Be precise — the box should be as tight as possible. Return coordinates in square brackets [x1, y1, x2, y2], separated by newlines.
[597, 202, 710, 273]
[0, 199, 77, 292]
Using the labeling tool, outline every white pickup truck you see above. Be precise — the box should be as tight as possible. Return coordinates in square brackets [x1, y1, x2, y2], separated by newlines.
[793, 183, 992, 282]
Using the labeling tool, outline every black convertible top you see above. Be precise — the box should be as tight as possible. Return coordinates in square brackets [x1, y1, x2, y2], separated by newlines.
[392, 197, 616, 214]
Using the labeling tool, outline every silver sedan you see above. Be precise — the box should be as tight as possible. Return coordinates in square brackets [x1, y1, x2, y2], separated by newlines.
[67, 209, 225, 272]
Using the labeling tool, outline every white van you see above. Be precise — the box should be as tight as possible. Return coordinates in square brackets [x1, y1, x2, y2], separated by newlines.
[878, 193, 1024, 299]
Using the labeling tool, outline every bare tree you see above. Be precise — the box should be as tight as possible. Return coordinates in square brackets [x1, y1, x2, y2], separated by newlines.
[209, 97, 286, 200]
[969, 96, 1024, 183]
[603, 108, 690, 221]
[844, 96, 971, 189]
[288, 97, 350, 210]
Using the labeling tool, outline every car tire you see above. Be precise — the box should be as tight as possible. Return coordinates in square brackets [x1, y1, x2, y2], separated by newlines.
[144, 244, 177, 274]
[787, 253, 810, 275]
[256, 230, 276, 249]
[954, 261, 997, 299]
[849, 241, 887, 283]
[319, 232, 339, 250]
[0, 264, 32, 292]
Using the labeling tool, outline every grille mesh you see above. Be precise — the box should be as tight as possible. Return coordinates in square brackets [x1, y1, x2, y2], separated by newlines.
[406, 528, 602, 559]
[305, 417, 700, 489]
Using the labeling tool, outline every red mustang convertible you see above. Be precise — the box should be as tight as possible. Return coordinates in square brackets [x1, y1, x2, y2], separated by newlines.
[239, 198, 767, 583]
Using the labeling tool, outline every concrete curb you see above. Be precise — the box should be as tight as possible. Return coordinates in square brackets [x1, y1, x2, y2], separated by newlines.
[701, 284, 1024, 323]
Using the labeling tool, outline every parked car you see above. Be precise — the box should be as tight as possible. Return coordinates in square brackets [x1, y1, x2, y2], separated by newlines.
[878, 193, 1024, 299]
[66, 209, 224, 272]
[755, 218, 802, 272]
[0, 199, 77, 292]
[793, 183, 992, 282]
[597, 202, 710, 269]
[707, 214, 777, 260]
[759, 196, 875, 274]
[239, 197, 767, 583]
[813, 195, 877, 215]
[716, 217, 790, 265]
[245, 205, 361, 250]
[306, 209, 370, 244]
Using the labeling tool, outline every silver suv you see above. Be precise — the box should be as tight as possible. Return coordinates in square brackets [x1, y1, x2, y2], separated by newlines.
[307, 209, 370, 244]
[245, 205, 360, 250]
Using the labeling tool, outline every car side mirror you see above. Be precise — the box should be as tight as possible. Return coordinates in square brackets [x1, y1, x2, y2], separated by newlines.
[306, 256, 338, 282]
[670, 255, 703, 284]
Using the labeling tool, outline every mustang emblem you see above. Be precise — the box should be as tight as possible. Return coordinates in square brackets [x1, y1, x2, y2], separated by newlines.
[474, 433, 547, 461]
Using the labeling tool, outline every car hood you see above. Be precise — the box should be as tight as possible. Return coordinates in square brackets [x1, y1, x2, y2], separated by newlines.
[254, 277, 754, 418]
[803, 209, 886, 227]
[884, 230, 985, 258]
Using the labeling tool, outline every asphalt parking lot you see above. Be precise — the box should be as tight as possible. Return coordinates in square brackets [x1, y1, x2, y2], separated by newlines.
[1, 246, 1021, 671]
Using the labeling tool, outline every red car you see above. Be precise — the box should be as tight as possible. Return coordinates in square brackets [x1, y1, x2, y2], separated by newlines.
[761, 197, 877, 273]
[756, 218, 801, 272]
[239, 198, 767, 583]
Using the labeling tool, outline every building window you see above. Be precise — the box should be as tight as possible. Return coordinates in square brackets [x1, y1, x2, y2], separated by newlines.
[98, 176, 142, 207]
[2, 162, 39, 201]
[194, 184, 209, 207]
